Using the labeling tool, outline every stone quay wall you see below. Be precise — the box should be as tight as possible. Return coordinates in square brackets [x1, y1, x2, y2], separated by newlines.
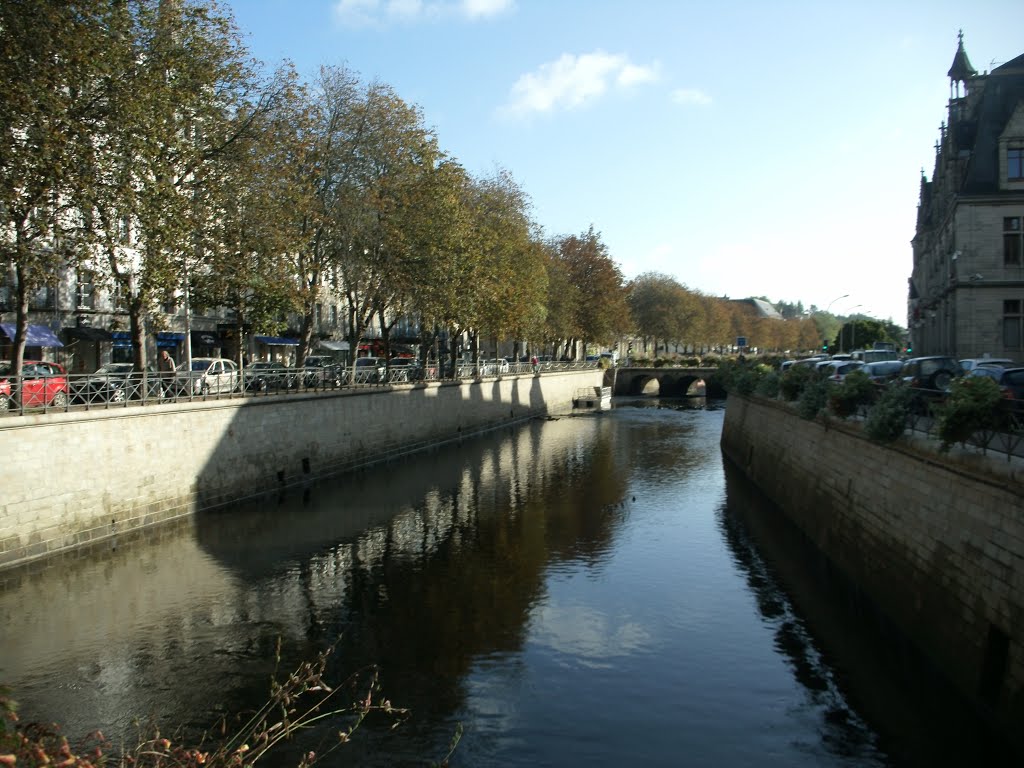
[0, 370, 602, 572]
[720, 394, 1024, 752]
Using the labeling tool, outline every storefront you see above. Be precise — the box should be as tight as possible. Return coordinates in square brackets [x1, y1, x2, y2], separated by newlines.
[63, 326, 113, 373]
[254, 335, 299, 365]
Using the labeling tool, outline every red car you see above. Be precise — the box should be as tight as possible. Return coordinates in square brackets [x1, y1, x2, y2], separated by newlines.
[0, 360, 70, 413]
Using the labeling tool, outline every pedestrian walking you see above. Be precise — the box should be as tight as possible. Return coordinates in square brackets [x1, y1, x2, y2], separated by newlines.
[157, 349, 176, 396]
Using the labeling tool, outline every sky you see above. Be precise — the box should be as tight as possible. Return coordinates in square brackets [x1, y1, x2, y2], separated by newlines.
[224, 0, 1024, 326]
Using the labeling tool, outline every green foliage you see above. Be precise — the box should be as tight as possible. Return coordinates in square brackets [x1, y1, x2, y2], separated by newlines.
[827, 370, 876, 419]
[755, 371, 780, 398]
[864, 384, 912, 443]
[797, 377, 828, 420]
[831, 318, 893, 353]
[935, 375, 1003, 451]
[779, 364, 817, 401]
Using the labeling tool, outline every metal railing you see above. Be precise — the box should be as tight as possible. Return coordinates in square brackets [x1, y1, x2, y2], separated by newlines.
[0, 358, 602, 417]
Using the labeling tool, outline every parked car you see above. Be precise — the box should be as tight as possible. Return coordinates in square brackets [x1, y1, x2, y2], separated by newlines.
[244, 361, 295, 392]
[861, 359, 904, 385]
[71, 362, 162, 404]
[352, 356, 385, 384]
[302, 355, 341, 388]
[959, 357, 1018, 373]
[900, 356, 960, 391]
[819, 360, 865, 383]
[173, 357, 239, 396]
[0, 360, 70, 412]
[967, 366, 1024, 405]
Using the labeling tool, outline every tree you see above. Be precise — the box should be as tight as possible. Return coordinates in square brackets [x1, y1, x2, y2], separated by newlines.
[82, 0, 268, 372]
[553, 226, 628, 357]
[0, 0, 111, 376]
[192, 65, 309, 366]
[832, 317, 892, 353]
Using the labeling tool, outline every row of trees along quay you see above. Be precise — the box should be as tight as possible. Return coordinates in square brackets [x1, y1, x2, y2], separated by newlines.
[2, 1, 903, 381]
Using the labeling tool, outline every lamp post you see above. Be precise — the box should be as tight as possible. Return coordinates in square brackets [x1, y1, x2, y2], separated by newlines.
[821, 294, 848, 353]
[841, 304, 862, 352]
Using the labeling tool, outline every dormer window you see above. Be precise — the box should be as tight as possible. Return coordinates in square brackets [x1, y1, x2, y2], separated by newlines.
[1009, 147, 1024, 181]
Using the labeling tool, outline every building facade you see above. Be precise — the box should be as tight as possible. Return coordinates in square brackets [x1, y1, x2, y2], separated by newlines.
[910, 34, 1024, 358]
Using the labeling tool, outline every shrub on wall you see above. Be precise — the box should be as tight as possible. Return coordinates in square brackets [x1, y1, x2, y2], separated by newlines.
[756, 371, 780, 398]
[827, 370, 876, 419]
[935, 375, 1003, 451]
[780, 365, 817, 401]
[864, 383, 912, 443]
[797, 377, 828, 420]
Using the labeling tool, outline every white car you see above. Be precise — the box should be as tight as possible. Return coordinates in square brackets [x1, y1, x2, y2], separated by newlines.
[173, 357, 239, 396]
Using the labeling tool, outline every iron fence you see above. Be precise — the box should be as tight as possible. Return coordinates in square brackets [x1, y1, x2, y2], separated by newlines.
[0, 358, 601, 416]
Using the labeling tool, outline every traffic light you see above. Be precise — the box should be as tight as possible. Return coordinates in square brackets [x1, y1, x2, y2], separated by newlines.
[822, 339, 828, 352]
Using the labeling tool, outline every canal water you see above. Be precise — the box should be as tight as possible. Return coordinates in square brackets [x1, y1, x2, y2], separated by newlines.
[0, 399, 1011, 766]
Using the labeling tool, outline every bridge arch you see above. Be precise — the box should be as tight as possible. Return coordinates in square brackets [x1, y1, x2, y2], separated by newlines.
[613, 367, 725, 399]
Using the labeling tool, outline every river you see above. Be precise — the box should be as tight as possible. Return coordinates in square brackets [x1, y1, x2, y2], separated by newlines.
[0, 399, 1011, 766]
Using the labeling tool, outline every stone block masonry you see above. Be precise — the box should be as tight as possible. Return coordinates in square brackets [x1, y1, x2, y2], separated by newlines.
[0, 370, 602, 572]
[720, 394, 1024, 755]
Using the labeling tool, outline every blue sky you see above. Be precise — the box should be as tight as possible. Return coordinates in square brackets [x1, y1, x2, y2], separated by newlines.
[225, 0, 1024, 326]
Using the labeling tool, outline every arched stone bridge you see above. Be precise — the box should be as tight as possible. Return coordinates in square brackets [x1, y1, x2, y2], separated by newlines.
[613, 367, 724, 398]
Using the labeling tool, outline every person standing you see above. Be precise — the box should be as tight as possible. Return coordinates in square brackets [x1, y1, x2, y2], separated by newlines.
[157, 349, 176, 396]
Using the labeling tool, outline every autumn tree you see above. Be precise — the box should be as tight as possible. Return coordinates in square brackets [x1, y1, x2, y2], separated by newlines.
[80, 0, 268, 371]
[551, 226, 628, 358]
[0, 0, 112, 375]
[192, 65, 309, 367]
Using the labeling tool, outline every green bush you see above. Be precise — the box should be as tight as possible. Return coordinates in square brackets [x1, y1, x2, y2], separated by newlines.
[797, 377, 828, 420]
[779, 364, 817, 401]
[756, 371, 780, 398]
[935, 375, 1003, 451]
[864, 383, 912, 443]
[827, 370, 876, 419]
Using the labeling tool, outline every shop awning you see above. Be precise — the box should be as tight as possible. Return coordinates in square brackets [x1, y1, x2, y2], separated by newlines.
[0, 323, 64, 348]
[112, 331, 131, 348]
[317, 340, 350, 351]
[255, 335, 299, 346]
[156, 332, 186, 340]
[64, 326, 113, 342]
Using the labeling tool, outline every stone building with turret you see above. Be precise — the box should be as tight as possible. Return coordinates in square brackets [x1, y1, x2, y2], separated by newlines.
[909, 33, 1024, 358]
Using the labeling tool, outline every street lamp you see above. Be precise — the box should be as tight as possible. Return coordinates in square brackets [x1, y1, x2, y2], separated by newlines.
[818, 294, 849, 353]
[841, 304, 862, 352]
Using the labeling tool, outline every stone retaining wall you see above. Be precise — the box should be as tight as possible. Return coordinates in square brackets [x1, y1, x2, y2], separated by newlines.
[0, 370, 601, 571]
[720, 394, 1024, 752]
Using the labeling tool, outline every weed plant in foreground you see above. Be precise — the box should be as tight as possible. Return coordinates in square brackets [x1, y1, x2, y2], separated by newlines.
[0, 639, 447, 767]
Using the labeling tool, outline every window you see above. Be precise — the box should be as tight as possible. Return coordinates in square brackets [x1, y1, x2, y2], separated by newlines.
[330, 304, 338, 327]
[112, 284, 127, 312]
[162, 292, 176, 314]
[1009, 148, 1024, 181]
[1004, 299, 1023, 349]
[1004, 217, 1022, 266]
[315, 302, 323, 326]
[76, 270, 95, 309]
[29, 286, 54, 310]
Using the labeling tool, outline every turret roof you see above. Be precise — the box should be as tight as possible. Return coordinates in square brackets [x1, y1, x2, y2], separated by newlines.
[947, 30, 977, 81]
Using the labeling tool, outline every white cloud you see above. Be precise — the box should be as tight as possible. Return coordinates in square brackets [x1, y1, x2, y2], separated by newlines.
[333, 0, 381, 26]
[500, 51, 659, 118]
[333, 0, 512, 26]
[461, 0, 514, 19]
[671, 88, 712, 106]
